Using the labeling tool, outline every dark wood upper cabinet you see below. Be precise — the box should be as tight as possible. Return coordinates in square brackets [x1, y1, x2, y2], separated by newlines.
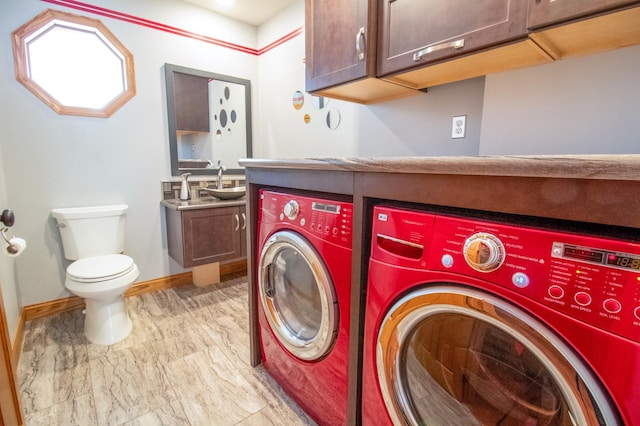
[528, 4, 640, 60]
[304, 0, 640, 102]
[305, 0, 371, 92]
[173, 72, 210, 133]
[527, 0, 640, 29]
[304, 0, 417, 104]
[378, 0, 529, 77]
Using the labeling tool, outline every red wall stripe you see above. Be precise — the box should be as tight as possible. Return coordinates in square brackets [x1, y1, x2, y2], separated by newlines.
[258, 26, 303, 55]
[41, 0, 302, 56]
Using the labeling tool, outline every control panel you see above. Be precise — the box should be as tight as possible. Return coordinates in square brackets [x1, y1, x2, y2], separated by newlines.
[260, 190, 353, 248]
[371, 206, 640, 343]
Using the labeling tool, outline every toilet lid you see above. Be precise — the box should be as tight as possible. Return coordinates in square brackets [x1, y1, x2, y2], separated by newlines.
[67, 254, 135, 282]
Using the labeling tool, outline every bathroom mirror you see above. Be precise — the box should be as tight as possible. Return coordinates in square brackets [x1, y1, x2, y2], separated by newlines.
[12, 9, 135, 118]
[165, 64, 252, 176]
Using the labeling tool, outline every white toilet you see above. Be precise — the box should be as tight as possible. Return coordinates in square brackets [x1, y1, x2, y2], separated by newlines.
[51, 204, 139, 345]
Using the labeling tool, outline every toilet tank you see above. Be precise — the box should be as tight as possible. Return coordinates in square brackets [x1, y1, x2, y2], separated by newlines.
[51, 204, 128, 260]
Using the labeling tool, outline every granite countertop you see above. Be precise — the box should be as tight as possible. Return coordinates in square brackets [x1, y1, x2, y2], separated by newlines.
[161, 197, 246, 211]
[239, 155, 640, 181]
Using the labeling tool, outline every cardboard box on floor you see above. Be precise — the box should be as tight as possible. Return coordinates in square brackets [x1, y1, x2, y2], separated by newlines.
[192, 262, 220, 287]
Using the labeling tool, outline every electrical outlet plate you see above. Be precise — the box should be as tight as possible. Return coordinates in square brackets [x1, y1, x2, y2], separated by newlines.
[452, 115, 466, 139]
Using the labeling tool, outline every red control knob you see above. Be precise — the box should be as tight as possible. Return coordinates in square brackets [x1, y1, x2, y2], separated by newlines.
[603, 298, 622, 314]
[548, 286, 564, 299]
[574, 292, 592, 306]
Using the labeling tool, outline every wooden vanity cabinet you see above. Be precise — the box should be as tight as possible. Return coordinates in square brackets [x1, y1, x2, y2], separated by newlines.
[173, 72, 209, 133]
[378, 0, 529, 76]
[166, 205, 246, 268]
[527, 0, 640, 29]
[304, 0, 416, 104]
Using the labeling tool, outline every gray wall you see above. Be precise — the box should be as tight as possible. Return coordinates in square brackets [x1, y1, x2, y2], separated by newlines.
[256, 1, 484, 158]
[480, 44, 640, 154]
[0, 144, 20, 342]
[0, 0, 258, 308]
[257, 2, 639, 159]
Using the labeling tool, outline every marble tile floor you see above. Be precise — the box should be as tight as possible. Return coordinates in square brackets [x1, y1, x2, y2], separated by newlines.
[17, 276, 317, 426]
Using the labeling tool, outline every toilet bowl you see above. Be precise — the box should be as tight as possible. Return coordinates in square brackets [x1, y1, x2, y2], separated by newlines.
[65, 254, 139, 345]
[52, 205, 139, 345]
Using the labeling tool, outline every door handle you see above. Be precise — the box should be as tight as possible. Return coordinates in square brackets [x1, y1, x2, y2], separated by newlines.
[241, 212, 246, 230]
[234, 214, 239, 231]
[413, 38, 464, 62]
[355, 27, 365, 61]
[265, 264, 275, 298]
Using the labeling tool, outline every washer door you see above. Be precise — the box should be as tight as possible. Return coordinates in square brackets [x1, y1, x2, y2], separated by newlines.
[377, 286, 620, 426]
[258, 230, 338, 361]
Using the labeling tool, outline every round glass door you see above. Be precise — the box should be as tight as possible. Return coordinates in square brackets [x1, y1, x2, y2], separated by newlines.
[258, 230, 338, 361]
[377, 286, 619, 426]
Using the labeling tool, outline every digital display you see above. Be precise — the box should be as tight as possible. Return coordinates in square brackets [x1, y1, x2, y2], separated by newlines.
[563, 246, 605, 263]
[606, 253, 640, 270]
[312, 202, 340, 214]
[555, 243, 640, 272]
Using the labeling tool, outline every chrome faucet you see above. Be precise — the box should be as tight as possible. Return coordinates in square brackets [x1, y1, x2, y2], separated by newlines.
[216, 160, 226, 189]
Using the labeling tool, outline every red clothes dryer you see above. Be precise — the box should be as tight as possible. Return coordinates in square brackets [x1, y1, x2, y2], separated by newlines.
[257, 190, 353, 425]
[362, 206, 639, 425]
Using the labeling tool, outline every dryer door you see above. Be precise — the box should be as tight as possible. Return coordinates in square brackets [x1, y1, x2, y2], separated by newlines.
[258, 230, 338, 361]
[377, 285, 620, 426]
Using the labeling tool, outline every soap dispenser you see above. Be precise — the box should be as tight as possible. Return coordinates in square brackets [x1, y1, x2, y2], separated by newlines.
[179, 173, 191, 201]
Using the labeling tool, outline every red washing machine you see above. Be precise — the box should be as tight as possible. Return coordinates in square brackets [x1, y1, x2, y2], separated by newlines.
[362, 206, 640, 425]
[257, 190, 353, 425]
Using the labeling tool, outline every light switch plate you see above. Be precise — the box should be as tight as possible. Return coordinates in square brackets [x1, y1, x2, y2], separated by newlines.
[452, 115, 466, 139]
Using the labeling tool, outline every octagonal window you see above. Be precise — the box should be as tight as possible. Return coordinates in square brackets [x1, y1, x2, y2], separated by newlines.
[12, 9, 136, 118]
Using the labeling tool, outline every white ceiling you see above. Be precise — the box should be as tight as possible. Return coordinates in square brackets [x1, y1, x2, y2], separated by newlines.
[179, 0, 297, 26]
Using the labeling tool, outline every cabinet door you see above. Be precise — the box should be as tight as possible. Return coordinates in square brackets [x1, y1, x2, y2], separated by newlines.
[305, 0, 374, 92]
[378, 0, 528, 76]
[182, 206, 241, 267]
[527, 0, 639, 29]
[173, 72, 210, 132]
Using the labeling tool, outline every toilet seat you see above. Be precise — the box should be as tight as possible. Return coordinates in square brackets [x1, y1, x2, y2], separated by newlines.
[67, 254, 135, 282]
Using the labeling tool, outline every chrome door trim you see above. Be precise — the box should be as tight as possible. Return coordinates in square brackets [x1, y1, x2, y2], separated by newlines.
[377, 285, 619, 426]
[258, 230, 338, 361]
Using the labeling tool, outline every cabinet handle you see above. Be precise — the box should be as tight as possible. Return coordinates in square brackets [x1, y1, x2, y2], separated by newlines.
[355, 27, 365, 61]
[241, 213, 246, 230]
[413, 38, 464, 62]
[234, 214, 239, 231]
